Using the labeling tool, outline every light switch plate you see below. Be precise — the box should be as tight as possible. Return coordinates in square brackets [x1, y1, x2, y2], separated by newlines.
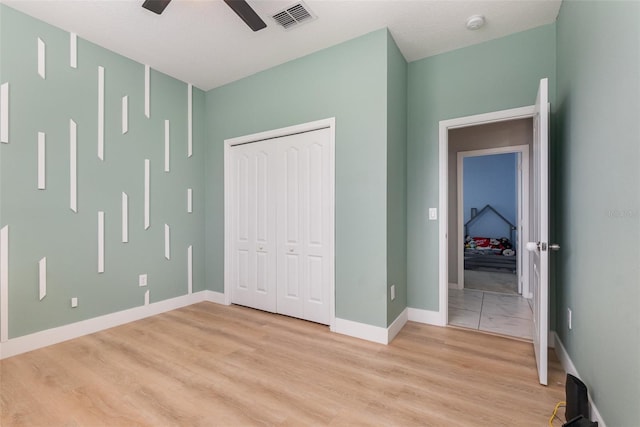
[71, 297, 78, 308]
[429, 208, 438, 220]
[139, 274, 148, 287]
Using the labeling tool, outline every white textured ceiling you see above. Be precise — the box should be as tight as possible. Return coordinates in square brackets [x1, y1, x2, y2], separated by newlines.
[2, 0, 561, 91]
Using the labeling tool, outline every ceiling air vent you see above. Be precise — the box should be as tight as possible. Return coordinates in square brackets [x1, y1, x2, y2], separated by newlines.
[272, 2, 316, 30]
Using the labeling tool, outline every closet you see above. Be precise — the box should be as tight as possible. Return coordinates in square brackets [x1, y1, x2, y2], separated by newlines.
[226, 126, 334, 325]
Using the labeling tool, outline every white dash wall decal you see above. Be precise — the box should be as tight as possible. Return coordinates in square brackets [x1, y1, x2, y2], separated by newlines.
[164, 224, 170, 260]
[98, 211, 105, 273]
[187, 245, 193, 294]
[122, 96, 128, 134]
[144, 159, 150, 229]
[187, 188, 193, 213]
[1, 82, 9, 143]
[37, 132, 46, 189]
[97, 66, 104, 160]
[69, 119, 77, 212]
[0, 225, 8, 342]
[38, 257, 47, 300]
[144, 65, 150, 118]
[122, 192, 128, 243]
[164, 119, 170, 172]
[37, 38, 46, 79]
[188, 83, 193, 157]
[70, 32, 77, 68]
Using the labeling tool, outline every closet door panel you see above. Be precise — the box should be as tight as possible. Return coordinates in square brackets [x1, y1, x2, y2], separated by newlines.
[230, 142, 276, 312]
[277, 129, 331, 325]
[300, 130, 331, 325]
[277, 145, 304, 318]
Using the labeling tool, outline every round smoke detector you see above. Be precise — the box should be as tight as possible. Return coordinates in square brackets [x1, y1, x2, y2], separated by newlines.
[466, 15, 486, 31]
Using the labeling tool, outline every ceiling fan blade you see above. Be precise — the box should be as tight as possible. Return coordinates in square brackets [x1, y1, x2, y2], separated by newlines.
[142, 0, 172, 15]
[223, 0, 267, 32]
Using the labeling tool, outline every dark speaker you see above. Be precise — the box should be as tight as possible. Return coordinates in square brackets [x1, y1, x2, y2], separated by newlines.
[565, 374, 590, 421]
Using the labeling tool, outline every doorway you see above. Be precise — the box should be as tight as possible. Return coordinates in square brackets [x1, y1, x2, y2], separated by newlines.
[449, 140, 532, 340]
[438, 110, 535, 340]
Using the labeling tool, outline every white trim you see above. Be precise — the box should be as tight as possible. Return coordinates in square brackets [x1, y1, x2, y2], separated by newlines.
[0, 82, 8, 143]
[0, 291, 210, 360]
[122, 96, 128, 134]
[187, 245, 193, 294]
[164, 119, 170, 172]
[387, 308, 408, 343]
[333, 318, 388, 345]
[144, 159, 150, 229]
[37, 132, 46, 189]
[0, 226, 8, 342]
[69, 32, 77, 68]
[438, 105, 536, 327]
[38, 257, 46, 300]
[224, 117, 336, 328]
[202, 290, 227, 305]
[553, 332, 607, 427]
[97, 211, 105, 273]
[144, 65, 150, 118]
[69, 119, 77, 212]
[225, 118, 334, 147]
[187, 188, 193, 213]
[144, 290, 150, 306]
[97, 66, 104, 160]
[408, 307, 446, 326]
[187, 83, 193, 157]
[164, 224, 170, 260]
[37, 37, 46, 79]
[121, 192, 128, 243]
[455, 145, 529, 297]
[333, 309, 408, 345]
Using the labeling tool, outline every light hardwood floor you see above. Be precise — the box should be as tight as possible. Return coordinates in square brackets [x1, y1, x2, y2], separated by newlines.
[1, 302, 566, 426]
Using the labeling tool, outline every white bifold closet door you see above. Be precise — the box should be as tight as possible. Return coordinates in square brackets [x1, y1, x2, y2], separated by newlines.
[229, 127, 332, 325]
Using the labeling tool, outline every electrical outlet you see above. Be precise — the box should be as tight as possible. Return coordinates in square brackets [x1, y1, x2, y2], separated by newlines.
[71, 297, 78, 308]
[567, 307, 572, 330]
[428, 208, 438, 220]
[139, 274, 147, 287]
[390, 284, 396, 301]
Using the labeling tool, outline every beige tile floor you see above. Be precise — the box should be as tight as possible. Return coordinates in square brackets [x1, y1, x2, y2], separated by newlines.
[448, 287, 533, 340]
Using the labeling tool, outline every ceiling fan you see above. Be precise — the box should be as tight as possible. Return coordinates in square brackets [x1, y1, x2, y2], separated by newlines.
[141, 0, 267, 32]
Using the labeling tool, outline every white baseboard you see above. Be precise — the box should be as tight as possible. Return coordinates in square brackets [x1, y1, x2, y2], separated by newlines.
[0, 290, 229, 360]
[333, 309, 408, 345]
[387, 308, 408, 343]
[553, 332, 607, 427]
[407, 307, 446, 326]
[203, 290, 228, 305]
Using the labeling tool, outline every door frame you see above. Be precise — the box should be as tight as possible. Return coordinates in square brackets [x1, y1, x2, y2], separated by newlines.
[223, 117, 336, 329]
[438, 106, 535, 326]
[456, 145, 530, 297]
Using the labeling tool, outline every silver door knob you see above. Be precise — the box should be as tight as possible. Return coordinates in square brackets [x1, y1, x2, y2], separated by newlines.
[549, 243, 561, 251]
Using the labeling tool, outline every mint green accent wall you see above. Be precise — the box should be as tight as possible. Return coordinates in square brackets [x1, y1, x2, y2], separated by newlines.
[407, 24, 556, 313]
[386, 32, 407, 324]
[555, 1, 640, 424]
[0, 5, 206, 338]
[205, 29, 392, 327]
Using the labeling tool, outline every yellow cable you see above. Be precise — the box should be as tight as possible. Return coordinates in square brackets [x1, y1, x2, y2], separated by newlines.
[549, 401, 567, 426]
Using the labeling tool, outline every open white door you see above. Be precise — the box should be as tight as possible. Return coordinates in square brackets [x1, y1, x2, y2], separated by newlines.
[527, 78, 550, 385]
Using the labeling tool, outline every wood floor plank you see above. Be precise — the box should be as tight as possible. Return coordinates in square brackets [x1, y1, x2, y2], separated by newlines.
[1, 302, 566, 426]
